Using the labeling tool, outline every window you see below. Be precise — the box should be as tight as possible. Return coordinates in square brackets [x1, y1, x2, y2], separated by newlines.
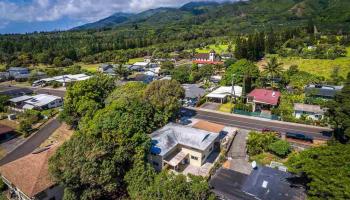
[191, 155, 198, 160]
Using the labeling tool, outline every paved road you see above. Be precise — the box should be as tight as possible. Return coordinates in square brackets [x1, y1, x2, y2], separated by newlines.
[0, 85, 66, 98]
[0, 119, 61, 165]
[185, 108, 332, 140]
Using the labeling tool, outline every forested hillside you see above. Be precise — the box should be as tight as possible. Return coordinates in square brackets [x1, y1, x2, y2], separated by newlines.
[0, 0, 349, 68]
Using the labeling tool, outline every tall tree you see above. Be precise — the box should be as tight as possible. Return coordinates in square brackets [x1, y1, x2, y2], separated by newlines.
[262, 57, 283, 88]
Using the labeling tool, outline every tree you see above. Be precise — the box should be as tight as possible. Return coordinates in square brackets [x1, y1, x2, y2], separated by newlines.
[246, 132, 277, 156]
[59, 75, 116, 127]
[198, 65, 214, 81]
[287, 144, 350, 199]
[144, 80, 185, 124]
[262, 57, 283, 88]
[105, 82, 146, 105]
[172, 66, 191, 83]
[115, 65, 129, 80]
[330, 66, 344, 85]
[160, 61, 174, 75]
[0, 95, 9, 112]
[268, 140, 291, 157]
[221, 59, 259, 94]
[326, 73, 350, 141]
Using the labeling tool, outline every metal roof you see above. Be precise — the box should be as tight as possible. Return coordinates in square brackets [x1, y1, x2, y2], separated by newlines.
[9, 95, 33, 103]
[150, 123, 219, 156]
[24, 94, 61, 107]
[294, 103, 324, 114]
[206, 86, 242, 99]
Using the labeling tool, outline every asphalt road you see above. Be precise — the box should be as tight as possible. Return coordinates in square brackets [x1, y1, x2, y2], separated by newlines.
[0, 119, 61, 165]
[185, 108, 332, 140]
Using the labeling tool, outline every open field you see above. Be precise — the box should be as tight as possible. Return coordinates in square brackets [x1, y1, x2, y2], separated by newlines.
[128, 57, 144, 64]
[196, 44, 229, 54]
[75, 62, 100, 72]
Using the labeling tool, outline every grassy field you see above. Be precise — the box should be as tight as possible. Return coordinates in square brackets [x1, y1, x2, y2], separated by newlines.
[128, 57, 144, 64]
[196, 44, 229, 54]
[75, 62, 100, 72]
[278, 56, 350, 79]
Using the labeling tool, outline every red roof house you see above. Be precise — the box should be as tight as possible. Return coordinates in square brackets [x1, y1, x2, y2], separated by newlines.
[193, 50, 223, 65]
[247, 89, 281, 111]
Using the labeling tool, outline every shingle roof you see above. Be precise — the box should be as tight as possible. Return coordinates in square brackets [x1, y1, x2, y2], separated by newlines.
[247, 89, 280, 105]
[150, 123, 219, 156]
[182, 84, 206, 99]
[0, 145, 58, 198]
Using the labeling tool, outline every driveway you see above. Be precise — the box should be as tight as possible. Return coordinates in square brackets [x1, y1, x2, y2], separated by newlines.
[0, 118, 61, 165]
[201, 102, 220, 111]
[225, 129, 252, 175]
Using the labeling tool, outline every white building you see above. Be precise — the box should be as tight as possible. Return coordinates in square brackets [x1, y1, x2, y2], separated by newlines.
[206, 86, 242, 103]
[34, 74, 91, 87]
[9, 94, 63, 110]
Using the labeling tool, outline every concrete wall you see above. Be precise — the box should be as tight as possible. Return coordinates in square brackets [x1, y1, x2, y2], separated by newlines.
[181, 147, 203, 167]
[294, 111, 323, 121]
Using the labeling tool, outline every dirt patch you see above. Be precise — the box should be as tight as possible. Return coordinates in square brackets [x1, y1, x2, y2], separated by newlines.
[0, 119, 19, 130]
[40, 123, 73, 147]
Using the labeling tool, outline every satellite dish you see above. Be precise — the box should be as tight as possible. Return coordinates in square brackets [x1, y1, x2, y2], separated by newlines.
[252, 161, 257, 169]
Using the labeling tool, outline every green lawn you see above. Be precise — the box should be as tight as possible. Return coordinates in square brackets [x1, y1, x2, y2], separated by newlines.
[218, 103, 234, 113]
[196, 44, 229, 54]
[128, 57, 144, 64]
[279, 56, 350, 79]
[76, 63, 100, 72]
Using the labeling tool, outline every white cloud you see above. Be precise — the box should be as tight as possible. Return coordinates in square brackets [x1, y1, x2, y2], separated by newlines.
[0, 0, 230, 24]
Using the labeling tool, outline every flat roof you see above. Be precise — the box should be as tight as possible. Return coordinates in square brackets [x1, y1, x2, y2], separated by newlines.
[150, 123, 219, 156]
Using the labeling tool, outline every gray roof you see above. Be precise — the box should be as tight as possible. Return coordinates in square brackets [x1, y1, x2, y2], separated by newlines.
[182, 84, 206, 99]
[305, 84, 343, 98]
[294, 103, 324, 114]
[150, 123, 219, 156]
[8, 67, 29, 72]
[242, 166, 305, 200]
[9, 95, 33, 103]
[24, 94, 61, 107]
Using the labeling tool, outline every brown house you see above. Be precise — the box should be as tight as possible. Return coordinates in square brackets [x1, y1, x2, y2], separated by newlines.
[0, 145, 63, 200]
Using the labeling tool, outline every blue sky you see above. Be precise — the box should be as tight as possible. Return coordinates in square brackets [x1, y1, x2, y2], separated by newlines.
[0, 0, 229, 34]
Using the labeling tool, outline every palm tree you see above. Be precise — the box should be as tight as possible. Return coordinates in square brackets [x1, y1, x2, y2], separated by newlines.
[262, 57, 283, 88]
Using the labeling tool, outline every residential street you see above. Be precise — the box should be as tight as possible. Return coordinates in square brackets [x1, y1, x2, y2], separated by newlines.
[190, 108, 332, 140]
[0, 118, 61, 165]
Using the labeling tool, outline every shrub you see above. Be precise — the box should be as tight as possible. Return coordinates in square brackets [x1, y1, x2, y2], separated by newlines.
[19, 120, 32, 136]
[246, 132, 277, 156]
[235, 102, 253, 112]
[268, 140, 291, 157]
[0, 179, 7, 191]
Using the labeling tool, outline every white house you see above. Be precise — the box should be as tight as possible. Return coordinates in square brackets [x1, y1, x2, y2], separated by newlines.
[9, 94, 63, 110]
[35, 74, 91, 87]
[206, 86, 242, 103]
[294, 103, 325, 120]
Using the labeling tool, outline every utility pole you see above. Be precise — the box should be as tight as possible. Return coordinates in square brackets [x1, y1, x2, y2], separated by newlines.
[231, 74, 236, 106]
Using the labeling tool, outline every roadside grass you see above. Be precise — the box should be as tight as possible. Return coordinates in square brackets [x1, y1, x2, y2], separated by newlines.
[196, 44, 229, 54]
[218, 103, 234, 113]
[128, 57, 144, 64]
[346, 46, 350, 57]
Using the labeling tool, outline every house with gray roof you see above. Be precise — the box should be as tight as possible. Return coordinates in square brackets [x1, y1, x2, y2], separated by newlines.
[149, 123, 220, 172]
[294, 103, 325, 120]
[305, 84, 343, 99]
[9, 94, 63, 110]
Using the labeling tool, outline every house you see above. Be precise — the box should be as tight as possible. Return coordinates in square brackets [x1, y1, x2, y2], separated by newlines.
[9, 94, 63, 110]
[130, 74, 154, 84]
[206, 86, 242, 104]
[98, 64, 115, 75]
[132, 62, 149, 69]
[305, 84, 343, 99]
[221, 53, 233, 60]
[294, 103, 325, 120]
[210, 166, 306, 200]
[210, 75, 222, 83]
[247, 89, 281, 112]
[38, 74, 91, 86]
[8, 67, 30, 80]
[0, 72, 10, 82]
[149, 123, 220, 172]
[144, 56, 152, 63]
[0, 145, 63, 200]
[182, 84, 206, 107]
[193, 50, 224, 65]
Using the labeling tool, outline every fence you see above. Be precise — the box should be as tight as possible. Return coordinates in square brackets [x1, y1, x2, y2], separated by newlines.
[233, 109, 280, 121]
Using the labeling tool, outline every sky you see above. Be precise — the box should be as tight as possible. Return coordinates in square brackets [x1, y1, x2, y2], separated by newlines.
[0, 0, 230, 34]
